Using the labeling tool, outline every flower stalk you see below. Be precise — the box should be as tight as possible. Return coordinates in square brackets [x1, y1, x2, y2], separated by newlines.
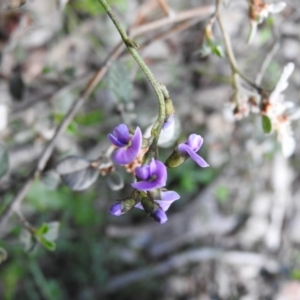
[97, 0, 166, 154]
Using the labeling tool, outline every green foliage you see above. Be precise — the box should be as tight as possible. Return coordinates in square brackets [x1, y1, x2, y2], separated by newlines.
[35, 222, 60, 251]
[209, 40, 225, 58]
[54, 113, 78, 135]
[200, 39, 225, 58]
[0, 143, 9, 179]
[1, 260, 25, 300]
[108, 61, 132, 104]
[262, 115, 272, 134]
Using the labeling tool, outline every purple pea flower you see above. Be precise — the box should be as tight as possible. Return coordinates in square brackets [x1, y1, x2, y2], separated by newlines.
[178, 134, 209, 168]
[132, 159, 167, 191]
[108, 124, 142, 165]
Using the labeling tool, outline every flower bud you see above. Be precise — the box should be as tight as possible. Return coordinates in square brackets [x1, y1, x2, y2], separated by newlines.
[141, 197, 157, 213]
[110, 203, 122, 216]
[165, 148, 188, 168]
[110, 198, 136, 216]
[141, 197, 168, 224]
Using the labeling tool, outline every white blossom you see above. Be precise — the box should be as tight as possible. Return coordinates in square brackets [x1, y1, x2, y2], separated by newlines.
[266, 63, 297, 158]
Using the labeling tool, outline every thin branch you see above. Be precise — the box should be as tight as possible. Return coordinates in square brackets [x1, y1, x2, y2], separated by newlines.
[215, 0, 239, 92]
[215, 0, 263, 97]
[157, 0, 172, 16]
[131, 5, 214, 36]
[255, 42, 280, 85]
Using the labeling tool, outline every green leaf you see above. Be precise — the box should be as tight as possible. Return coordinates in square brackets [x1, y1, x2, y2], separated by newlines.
[108, 62, 132, 104]
[262, 115, 272, 134]
[0, 144, 9, 179]
[35, 222, 59, 251]
[36, 223, 50, 236]
[42, 222, 60, 242]
[39, 237, 56, 251]
[211, 43, 225, 58]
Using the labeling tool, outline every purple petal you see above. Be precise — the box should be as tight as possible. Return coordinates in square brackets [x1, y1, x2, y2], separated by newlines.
[151, 160, 167, 183]
[155, 191, 180, 211]
[152, 208, 168, 224]
[178, 144, 209, 168]
[186, 134, 203, 152]
[161, 190, 180, 201]
[132, 180, 165, 191]
[113, 147, 137, 165]
[110, 203, 122, 216]
[132, 159, 167, 191]
[129, 126, 142, 154]
[135, 165, 151, 180]
[108, 133, 127, 147]
[113, 124, 130, 144]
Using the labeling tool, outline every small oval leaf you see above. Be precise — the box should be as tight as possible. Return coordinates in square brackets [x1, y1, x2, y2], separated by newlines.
[56, 156, 99, 191]
[108, 62, 132, 104]
[262, 115, 272, 134]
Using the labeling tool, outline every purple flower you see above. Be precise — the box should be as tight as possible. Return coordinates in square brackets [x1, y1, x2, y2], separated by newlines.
[108, 124, 142, 165]
[135, 190, 180, 224]
[178, 134, 209, 168]
[132, 159, 167, 191]
[110, 203, 122, 216]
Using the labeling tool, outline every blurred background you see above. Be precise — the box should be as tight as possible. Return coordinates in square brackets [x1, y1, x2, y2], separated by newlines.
[0, 0, 300, 299]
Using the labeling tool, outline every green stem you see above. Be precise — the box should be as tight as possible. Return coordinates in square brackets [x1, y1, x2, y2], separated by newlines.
[98, 0, 166, 155]
[215, 0, 263, 99]
[216, 0, 239, 93]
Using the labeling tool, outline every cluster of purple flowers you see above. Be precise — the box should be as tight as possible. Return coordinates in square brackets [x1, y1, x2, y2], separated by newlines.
[108, 122, 209, 224]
